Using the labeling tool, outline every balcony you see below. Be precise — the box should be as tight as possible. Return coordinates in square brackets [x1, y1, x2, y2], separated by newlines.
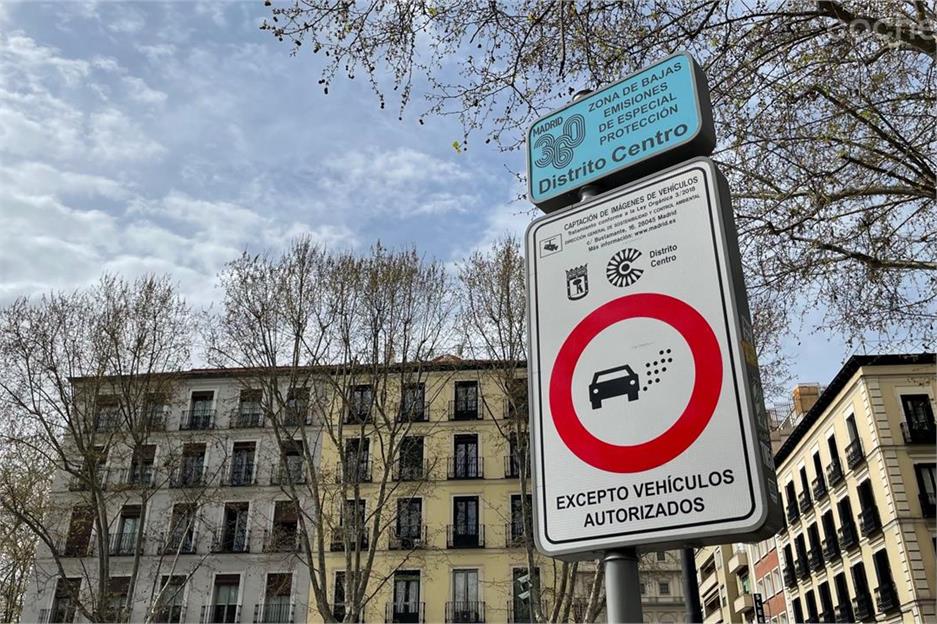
[448, 401, 481, 421]
[834, 603, 854, 623]
[263, 528, 300, 553]
[270, 465, 306, 486]
[231, 410, 263, 429]
[106, 531, 143, 556]
[93, 410, 122, 433]
[447, 525, 485, 549]
[112, 465, 155, 489]
[845, 439, 864, 469]
[852, 592, 874, 622]
[783, 566, 797, 589]
[817, 608, 834, 623]
[159, 530, 196, 555]
[343, 408, 372, 425]
[68, 469, 108, 492]
[59, 536, 92, 558]
[798, 490, 813, 514]
[153, 604, 186, 623]
[786, 503, 800, 525]
[505, 522, 527, 547]
[180, 409, 214, 431]
[253, 603, 293, 624]
[795, 557, 810, 580]
[448, 457, 483, 480]
[170, 466, 206, 488]
[397, 402, 429, 423]
[210, 529, 251, 554]
[330, 529, 368, 552]
[812, 476, 828, 500]
[386, 601, 424, 623]
[838, 523, 859, 551]
[282, 408, 313, 427]
[502, 398, 527, 420]
[875, 582, 899, 614]
[900, 419, 936, 444]
[733, 592, 755, 614]
[808, 549, 824, 572]
[826, 461, 844, 487]
[200, 604, 240, 624]
[446, 601, 485, 623]
[388, 525, 426, 550]
[222, 464, 256, 487]
[336, 460, 372, 484]
[821, 537, 841, 562]
[920, 491, 936, 518]
[858, 507, 882, 538]
[393, 459, 428, 481]
[144, 410, 168, 432]
[39, 606, 79, 624]
[727, 550, 749, 573]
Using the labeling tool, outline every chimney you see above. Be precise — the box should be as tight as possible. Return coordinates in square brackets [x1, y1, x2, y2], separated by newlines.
[791, 384, 821, 417]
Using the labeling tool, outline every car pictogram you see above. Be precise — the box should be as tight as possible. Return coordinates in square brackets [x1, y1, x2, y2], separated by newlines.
[589, 364, 640, 409]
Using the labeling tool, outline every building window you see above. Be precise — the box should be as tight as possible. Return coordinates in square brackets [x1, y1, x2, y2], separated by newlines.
[216, 503, 250, 553]
[227, 442, 256, 486]
[395, 498, 423, 548]
[450, 434, 480, 479]
[397, 436, 424, 481]
[166, 503, 196, 554]
[174, 443, 206, 487]
[639, 582, 646, 594]
[451, 569, 480, 623]
[512, 568, 538, 624]
[276, 441, 306, 484]
[400, 383, 426, 421]
[234, 389, 262, 428]
[450, 496, 481, 548]
[342, 438, 371, 482]
[453, 381, 479, 420]
[260, 573, 292, 624]
[509, 494, 531, 544]
[267, 501, 299, 552]
[333, 572, 346, 621]
[348, 384, 372, 423]
[183, 391, 214, 430]
[209, 575, 240, 624]
[915, 463, 936, 518]
[659, 581, 670, 595]
[901, 394, 935, 425]
[155, 576, 186, 623]
[113, 506, 141, 556]
[393, 571, 421, 623]
[49, 578, 80, 624]
[64, 506, 93, 557]
[657, 551, 667, 561]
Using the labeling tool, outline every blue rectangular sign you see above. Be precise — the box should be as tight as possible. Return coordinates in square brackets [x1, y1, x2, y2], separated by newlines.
[526, 52, 715, 212]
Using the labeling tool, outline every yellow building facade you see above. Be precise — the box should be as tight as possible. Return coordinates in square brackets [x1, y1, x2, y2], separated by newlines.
[309, 361, 686, 623]
[774, 354, 936, 623]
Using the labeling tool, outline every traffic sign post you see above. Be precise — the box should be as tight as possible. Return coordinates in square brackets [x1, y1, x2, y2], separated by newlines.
[524, 52, 778, 622]
[526, 52, 715, 213]
[525, 157, 781, 559]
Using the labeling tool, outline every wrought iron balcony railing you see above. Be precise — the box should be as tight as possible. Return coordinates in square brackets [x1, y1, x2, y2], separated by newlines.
[858, 507, 882, 538]
[447, 457, 483, 480]
[388, 524, 426, 550]
[845, 439, 864, 469]
[180, 409, 214, 431]
[445, 601, 485, 623]
[385, 601, 424, 623]
[447, 524, 485, 549]
[448, 400, 481, 421]
[826, 461, 844, 487]
[900, 419, 936, 444]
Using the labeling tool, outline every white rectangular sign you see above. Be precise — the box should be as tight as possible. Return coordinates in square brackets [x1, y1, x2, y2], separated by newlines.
[525, 157, 780, 558]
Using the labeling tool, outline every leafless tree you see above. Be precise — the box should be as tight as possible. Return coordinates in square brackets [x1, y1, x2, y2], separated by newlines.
[0, 275, 203, 623]
[263, 0, 936, 352]
[455, 236, 606, 622]
[204, 238, 455, 622]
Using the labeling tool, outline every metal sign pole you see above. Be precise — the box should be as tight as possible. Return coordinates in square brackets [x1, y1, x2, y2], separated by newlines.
[573, 181, 644, 624]
[681, 547, 703, 622]
[604, 549, 644, 623]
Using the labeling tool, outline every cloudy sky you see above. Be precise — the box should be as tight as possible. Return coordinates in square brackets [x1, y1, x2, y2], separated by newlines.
[0, 1, 851, 396]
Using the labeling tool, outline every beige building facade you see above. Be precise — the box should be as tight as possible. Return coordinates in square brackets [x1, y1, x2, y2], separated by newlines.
[774, 353, 935, 623]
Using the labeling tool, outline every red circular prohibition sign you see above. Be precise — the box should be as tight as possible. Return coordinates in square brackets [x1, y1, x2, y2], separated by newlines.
[549, 292, 723, 473]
